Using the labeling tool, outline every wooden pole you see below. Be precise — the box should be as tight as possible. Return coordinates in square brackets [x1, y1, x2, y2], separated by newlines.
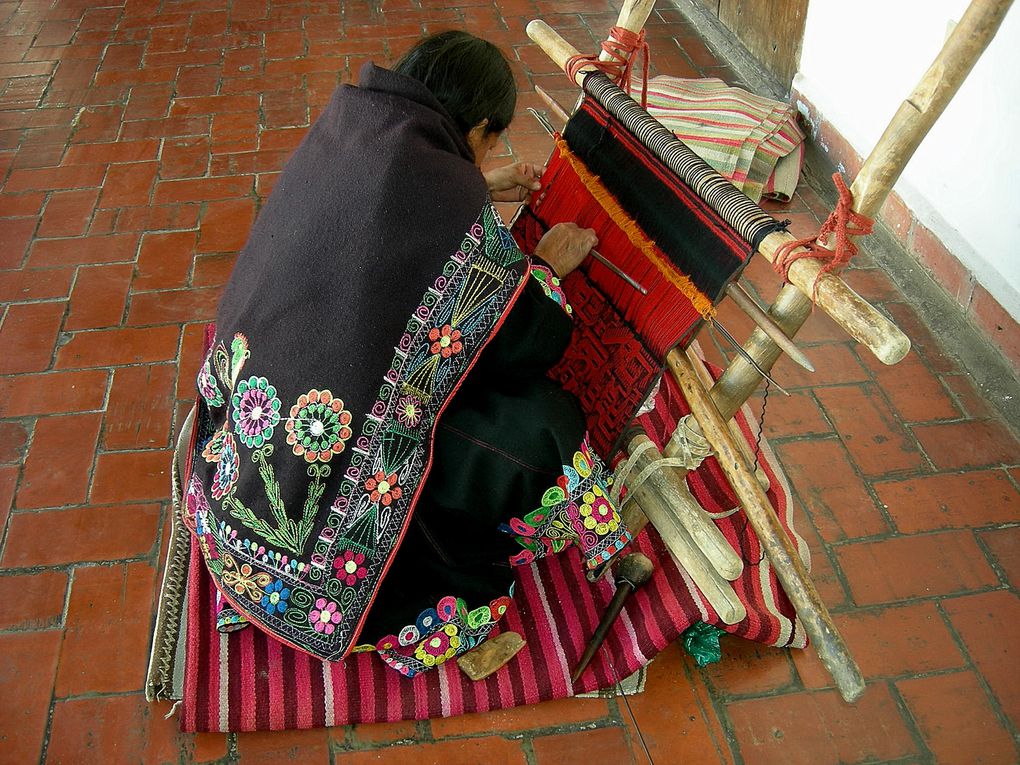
[600, 0, 657, 62]
[672, 348, 866, 701]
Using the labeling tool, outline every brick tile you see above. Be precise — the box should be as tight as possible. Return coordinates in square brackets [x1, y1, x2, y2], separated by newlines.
[127, 286, 222, 325]
[28, 232, 139, 267]
[4, 162, 107, 192]
[175, 64, 221, 97]
[192, 252, 238, 287]
[843, 267, 902, 304]
[56, 325, 180, 368]
[177, 321, 208, 399]
[46, 693, 176, 764]
[132, 229, 198, 291]
[0, 192, 46, 219]
[0, 217, 38, 269]
[726, 685, 917, 765]
[0, 300, 64, 374]
[191, 732, 229, 763]
[978, 526, 1020, 589]
[793, 602, 964, 689]
[815, 385, 925, 477]
[65, 262, 133, 330]
[625, 642, 734, 762]
[532, 726, 634, 765]
[37, 187, 101, 238]
[774, 439, 887, 542]
[196, 196, 255, 253]
[0, 266, 74, 302]
[99, 161, 158, 208]
[942, 372, 994, 419]
[211, 112, 259, 153]
[746, 390, 831, 440]
[153, 175, 254, 204]
[2, 503, 160, 567]
[104, 364, 176, 449]
[874, 470, 1020, 533]
[62, 138, 161, 165]
[328, 737, 527, 764]
[432, 695, 609, 738]
[0, 631, 62, 765]
[770, 343, 872, 389]
[788, 501, 851, 608]
[0, 369, 109, 417]
[912, 223, 973, 306]
[0, 571, 68, 629]
[16, 412, 102, 509]
[857, 349, 960, 423]
[55, 562, 156, 695]
[235, 728, 331, 762]
[90, 449, 172, 503]
[347, 720, 419, 747]
[943, 590, 1020, 723]
[700, 636, 796, 698]
[835, 531, 999, 605]
[0, 465, 15, 535]
[160, 134, 211, 179]
[900, 671, 1019, 764]
[971, 283, 1020, 371]
[912, 419, 1019, 470]
[116, 204, 201, 233]
[0, 422, 29, 464]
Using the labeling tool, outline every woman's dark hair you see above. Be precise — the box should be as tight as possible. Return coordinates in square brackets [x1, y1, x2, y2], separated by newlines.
[394, 31, 516, 136]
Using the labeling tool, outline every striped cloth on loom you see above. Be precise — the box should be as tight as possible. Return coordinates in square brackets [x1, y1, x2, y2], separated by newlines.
[166, 369, 808, 732]
[631, 77, 805, 203]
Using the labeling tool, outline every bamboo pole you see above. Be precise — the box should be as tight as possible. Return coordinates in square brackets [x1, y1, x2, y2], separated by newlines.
[525, 19, 909, 366]
[673, 347, 866, 700]
[601, 0, 657, 62]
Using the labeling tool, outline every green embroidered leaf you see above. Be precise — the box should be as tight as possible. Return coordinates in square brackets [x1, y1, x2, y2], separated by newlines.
[681, 622, 725, 668]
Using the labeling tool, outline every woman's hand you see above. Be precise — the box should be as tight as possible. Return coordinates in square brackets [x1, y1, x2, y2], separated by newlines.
[534, 223, 598, 278]
[484, 161, 545, 202]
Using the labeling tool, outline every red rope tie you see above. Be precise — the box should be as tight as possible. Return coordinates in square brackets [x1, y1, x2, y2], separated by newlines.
[565, 26, 651, 107]
[773, 172, 874, 298]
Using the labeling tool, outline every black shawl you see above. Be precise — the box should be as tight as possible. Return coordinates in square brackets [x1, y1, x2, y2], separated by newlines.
[185, 63, 530, 660]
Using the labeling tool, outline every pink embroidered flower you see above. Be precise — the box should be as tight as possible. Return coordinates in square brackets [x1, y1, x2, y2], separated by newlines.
[428, 324, 463, 358]
[365, 470, 403, 506]
[396, 395, 422, 428]
[333, 549, 368, 586]
[309, 598, 342, 635]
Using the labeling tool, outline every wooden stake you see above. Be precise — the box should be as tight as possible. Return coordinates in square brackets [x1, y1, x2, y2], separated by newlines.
[726, 282, 814, 372]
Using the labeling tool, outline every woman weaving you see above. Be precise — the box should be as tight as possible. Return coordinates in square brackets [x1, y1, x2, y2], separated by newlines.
[184, 30, 631, 677]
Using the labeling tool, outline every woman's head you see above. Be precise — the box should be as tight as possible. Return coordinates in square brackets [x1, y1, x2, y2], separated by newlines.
[394, 31, 516, 164]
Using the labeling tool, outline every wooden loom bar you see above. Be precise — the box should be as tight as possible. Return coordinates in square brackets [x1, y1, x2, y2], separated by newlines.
[525, 19, 909, 366]
[600, 0, 657, 61]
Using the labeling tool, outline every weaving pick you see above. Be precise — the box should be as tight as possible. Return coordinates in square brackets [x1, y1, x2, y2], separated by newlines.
[572, 553, 654, 683]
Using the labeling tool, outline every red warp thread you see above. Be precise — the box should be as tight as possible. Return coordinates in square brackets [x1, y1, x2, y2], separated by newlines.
[772, 172, 874, 298]
[565, 26, 650, 107]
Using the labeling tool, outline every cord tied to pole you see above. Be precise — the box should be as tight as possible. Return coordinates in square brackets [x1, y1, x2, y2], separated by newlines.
[565, 26, 651, 107]
[773, 173, 874, 298]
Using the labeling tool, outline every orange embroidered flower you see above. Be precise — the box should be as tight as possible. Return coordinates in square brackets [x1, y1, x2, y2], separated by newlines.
[428, 324, 462, 358]
[365, 470, 403, 506]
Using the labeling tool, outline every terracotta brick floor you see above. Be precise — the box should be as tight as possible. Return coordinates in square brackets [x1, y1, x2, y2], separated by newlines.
[1, 1, 1018, 763]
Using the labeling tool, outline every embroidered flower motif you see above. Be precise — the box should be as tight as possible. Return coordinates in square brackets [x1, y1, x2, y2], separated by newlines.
[396, 395, 422, 428]
[365, 470, 403, 506]
[261, 579, 290, 615]
[530, 265, 573, 315]
[201, 427, 228, 464]
[210, 430, 240, 499]
[285, 389, 353, 462]
[579, 484, 619, 536]
[413, 623, 461, 667]
[197, 355, 224, 408]
[332, 549, 368, 587]
[428, 324, 463, 358]
[220, 553, 272, 600]
[231, 376, 282, 448]
[309, 597, 342, 635]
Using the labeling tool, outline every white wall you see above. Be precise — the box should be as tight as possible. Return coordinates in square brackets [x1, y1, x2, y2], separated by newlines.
[793, 0, 1020, 320]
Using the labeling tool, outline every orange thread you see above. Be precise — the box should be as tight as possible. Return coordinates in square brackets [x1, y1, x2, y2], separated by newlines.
[565, 26, 650, 108]
[554, 138, 716, 319]
[773, 173, 874, 298]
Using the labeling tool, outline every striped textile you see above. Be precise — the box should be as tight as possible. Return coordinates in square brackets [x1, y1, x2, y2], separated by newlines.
[582, 73, 783, 246]
[618, 75, 806, 203]
[173, 369, 808, 732]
